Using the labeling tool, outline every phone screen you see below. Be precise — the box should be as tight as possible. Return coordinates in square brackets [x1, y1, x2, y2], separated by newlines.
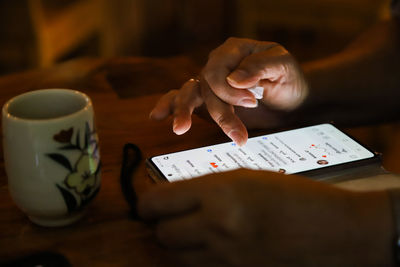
[149, 124, 376, 182]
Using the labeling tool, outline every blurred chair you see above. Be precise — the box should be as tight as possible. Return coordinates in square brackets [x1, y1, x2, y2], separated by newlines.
[28, 0, 102, 67]
[0, 0, 144, 74]
[234, 0, 390, 60]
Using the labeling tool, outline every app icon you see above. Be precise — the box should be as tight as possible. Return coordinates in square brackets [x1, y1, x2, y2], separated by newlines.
[210, 162, 218, 168]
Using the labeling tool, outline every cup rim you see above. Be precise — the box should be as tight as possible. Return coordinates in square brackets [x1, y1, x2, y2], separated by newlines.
[2, 89, 92, 122]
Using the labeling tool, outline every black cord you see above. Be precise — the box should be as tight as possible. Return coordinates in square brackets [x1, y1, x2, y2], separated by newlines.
[120, 143, 142, 220]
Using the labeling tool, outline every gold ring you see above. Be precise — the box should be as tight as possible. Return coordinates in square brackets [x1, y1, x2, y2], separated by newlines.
[189, 78, 200, 83]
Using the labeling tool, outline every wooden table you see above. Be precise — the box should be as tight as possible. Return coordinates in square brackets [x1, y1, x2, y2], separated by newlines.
[0, 56, 399, 266]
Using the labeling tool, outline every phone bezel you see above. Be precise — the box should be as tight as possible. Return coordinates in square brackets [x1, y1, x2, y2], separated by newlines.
[146, 123, 381, 183]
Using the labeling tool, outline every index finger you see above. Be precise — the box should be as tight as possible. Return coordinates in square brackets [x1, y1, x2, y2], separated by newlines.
[200, 78, 248, 146]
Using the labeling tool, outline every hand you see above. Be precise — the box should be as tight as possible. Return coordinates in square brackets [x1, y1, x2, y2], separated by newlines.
[150, 38, 309, 146]
[138, 170, 393, 266]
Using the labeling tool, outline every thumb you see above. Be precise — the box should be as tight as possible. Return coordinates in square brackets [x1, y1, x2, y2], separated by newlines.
[226, 68, 260, 89]
[226, 45, 289, 89]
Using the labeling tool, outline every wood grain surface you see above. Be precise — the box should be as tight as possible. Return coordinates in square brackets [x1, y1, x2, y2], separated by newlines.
[0, 56, 399, 266]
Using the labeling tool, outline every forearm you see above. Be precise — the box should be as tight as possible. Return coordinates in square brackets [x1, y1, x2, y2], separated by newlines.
[298, 19, 400, 126]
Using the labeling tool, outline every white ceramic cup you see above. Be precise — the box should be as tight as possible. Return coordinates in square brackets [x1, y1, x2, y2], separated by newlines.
[2, 89, 101, 227]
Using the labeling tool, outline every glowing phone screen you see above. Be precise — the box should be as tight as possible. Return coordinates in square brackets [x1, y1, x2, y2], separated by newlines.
[150, 124, 375, 182]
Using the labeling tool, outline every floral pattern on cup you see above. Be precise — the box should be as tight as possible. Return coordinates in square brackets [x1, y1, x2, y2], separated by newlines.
[65, 154, 98, 196]
[47, 122, 101, 213]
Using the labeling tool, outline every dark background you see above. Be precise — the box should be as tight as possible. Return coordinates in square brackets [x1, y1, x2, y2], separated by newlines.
[0, 0, 390, 75]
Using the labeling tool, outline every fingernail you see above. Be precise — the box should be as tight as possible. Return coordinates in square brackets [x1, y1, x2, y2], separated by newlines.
[173, 120, 186, 135]
[228, 130, 246, 146]
[227, 69, 249, 84]
[149, 110, 154, 119]
[173, 119, 178, 133]
[238, 98, 258, 108]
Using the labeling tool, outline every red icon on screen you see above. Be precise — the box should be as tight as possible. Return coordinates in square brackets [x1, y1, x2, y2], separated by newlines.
[210, 162, 218, 168]
[322, 155, 327, 158]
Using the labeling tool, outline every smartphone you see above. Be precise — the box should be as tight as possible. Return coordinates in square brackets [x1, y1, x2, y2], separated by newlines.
[146, 123, 380, 183]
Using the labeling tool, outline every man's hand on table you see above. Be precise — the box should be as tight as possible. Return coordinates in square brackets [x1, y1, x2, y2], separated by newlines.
[138, 169, 394, 266]
[149, 38, 308, 146]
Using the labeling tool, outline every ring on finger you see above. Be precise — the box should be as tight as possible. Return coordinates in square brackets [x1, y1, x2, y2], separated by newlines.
[188, 78, 200, 83]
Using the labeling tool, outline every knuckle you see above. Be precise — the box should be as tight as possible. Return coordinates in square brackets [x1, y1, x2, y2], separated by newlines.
[202, 73, 222, 94]
[206, 184, 245, 236]
[172, 99, 184, 113]
[248, 63, 267, 77]
[172, 103, 190, 118]
[224, 36, 240, 45]
[215, 112, 234, 131]
[277, 44, 289, 53]
[225, 37, 253, 47]
[265, 41, 280, 48]
[208, 47, 218, 59]
[209, 37, 243, 59]
[272, 44, 290, 57]
[173, 91, 184, 105]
